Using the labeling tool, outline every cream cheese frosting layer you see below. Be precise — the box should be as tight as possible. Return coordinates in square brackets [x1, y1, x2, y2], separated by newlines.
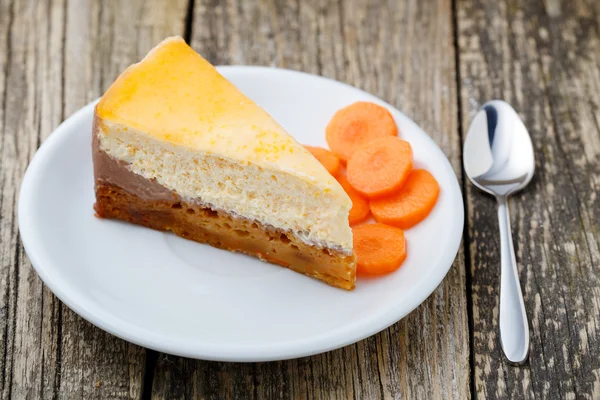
[97, 122, 352, 252]
[95, 36, 338, 186]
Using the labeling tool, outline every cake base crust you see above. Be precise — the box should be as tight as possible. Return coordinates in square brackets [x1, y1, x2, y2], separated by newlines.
[94, 184, 356, 290]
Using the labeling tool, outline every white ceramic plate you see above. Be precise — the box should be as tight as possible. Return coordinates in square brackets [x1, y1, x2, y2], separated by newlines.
[19, 67, 463, 362]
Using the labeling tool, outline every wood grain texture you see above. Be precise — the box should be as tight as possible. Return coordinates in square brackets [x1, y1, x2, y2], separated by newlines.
[457, 0, 600, 398]
[0, 1, 187, 399]
[150, 1, 470, 399]
[8, 0, 598, 398]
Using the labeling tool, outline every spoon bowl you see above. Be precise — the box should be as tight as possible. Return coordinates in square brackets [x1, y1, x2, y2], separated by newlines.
[464, 100, 535, 197]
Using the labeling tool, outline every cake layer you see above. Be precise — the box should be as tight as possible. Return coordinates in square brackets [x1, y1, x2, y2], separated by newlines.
[94, 37, 353, 253]
[95, 117, 352, 253]
[94, 183, 356, 290]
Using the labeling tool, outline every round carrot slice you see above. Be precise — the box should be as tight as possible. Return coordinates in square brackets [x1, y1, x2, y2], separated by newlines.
[337, 175, 370, 225]
[325, 102, 398, 162]
[304, 145, 342, 177]
[346, 137, 413, 198]
[352, 223, 407, 275]
[370, 169, 440, 229]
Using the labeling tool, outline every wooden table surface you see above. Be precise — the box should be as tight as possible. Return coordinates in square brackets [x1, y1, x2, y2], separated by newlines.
[1, 0, 599, 398]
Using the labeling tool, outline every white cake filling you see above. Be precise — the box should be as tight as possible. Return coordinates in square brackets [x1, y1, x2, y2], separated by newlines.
[98, 122, 353, 254]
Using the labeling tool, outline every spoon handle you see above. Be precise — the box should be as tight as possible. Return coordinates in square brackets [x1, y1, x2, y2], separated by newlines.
[497, 197, 530, 364]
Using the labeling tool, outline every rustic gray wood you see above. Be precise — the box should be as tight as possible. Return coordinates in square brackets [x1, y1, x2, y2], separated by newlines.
[457, 0, 600, 398]
[0, 1, 187, 399]
[149, 1, 470, 399]
[3, 0, 599, 398]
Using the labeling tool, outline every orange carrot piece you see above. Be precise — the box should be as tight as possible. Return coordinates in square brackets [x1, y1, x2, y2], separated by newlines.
[337, 175, 370, 225]
[325, 102, 398, 162]
[352, 223, 407, 275]
[346, 137, 413, 199]
[304, 145, 342, 177]
[370, 169, 440, 229]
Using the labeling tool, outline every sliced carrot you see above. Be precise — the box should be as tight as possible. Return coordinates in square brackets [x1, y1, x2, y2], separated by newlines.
[346, 137, 413, 199]
[352, 223, 407, 275]
[326, 101, 398, 162]
[304, 145, 342, 177]
[337, 175, 370, 225]
[370, 169, 440, 229]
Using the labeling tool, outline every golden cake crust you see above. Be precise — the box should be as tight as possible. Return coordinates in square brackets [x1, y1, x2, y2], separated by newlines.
[94, 183, 356, 290]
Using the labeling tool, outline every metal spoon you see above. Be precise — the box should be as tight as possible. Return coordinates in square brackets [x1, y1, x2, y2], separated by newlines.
[463, 100, 534, 364]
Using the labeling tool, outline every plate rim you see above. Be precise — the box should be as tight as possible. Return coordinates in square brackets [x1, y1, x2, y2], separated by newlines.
[18, 66, 464, 361]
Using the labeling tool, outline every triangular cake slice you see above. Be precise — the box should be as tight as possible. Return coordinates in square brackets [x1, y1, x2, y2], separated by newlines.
[93, 37, 356, 289]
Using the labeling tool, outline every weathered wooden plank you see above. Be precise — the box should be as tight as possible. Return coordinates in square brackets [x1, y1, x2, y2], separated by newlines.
[150, 1, 470, 399]
[0, 0, 187, 399]
[457, 0, 600, 398]
[0, 2, 67, 399]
